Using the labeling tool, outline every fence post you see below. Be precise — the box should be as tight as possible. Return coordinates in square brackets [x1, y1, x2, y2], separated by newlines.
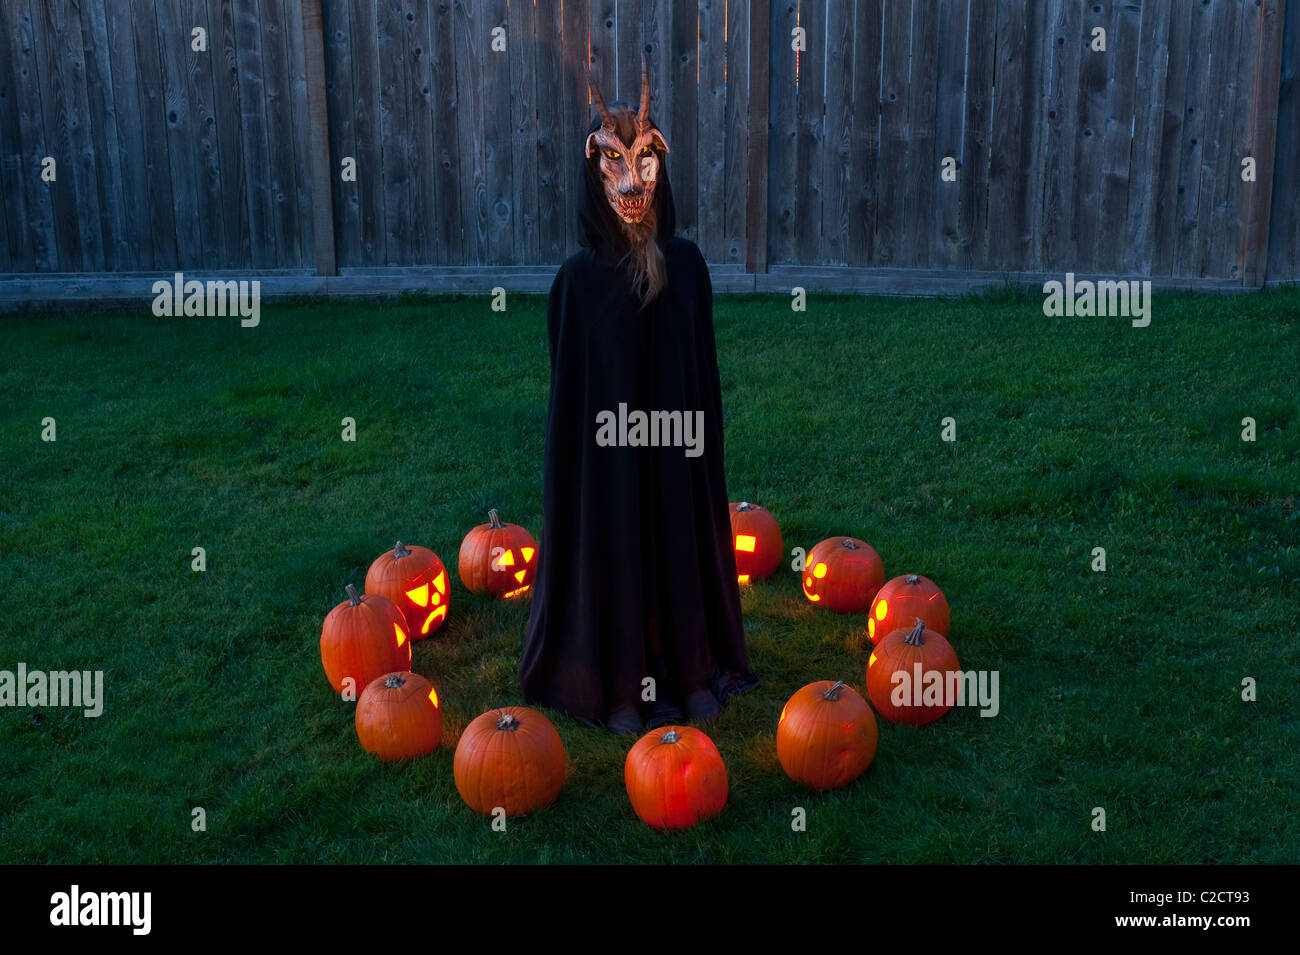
[1241, 0, 1287, 287]
[745, 0, 771, 274]
[302, 0, 337, 276]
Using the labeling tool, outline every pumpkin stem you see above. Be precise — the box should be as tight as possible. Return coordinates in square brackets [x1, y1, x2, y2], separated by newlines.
[661, 729, 681, 744]
[496, 712, 519, 731]
[345, 583, 362, 606]
[905, 574, 921, 585]
[736, 501, 754, 511]
[823, 680, 846, 701]
[393, 541, 411, 559]
[384, 674, 406, 689]
[840, 539, 860, 550]
[904, 618, 926, 646]
[488, 508, 504, 529]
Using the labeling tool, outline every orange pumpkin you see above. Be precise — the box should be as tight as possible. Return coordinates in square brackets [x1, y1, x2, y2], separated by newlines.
[624, 726, 728, 831]
[801, 537, 884, 613]
[319, 584, 412, 696]
[868, 574, 950, 644]
[355, 671, 443, 761]
[729, 501, 784, 583]
[777, 680, 878, 790]
[458, 509, 538, 598]
[365, 541, 449, 638]
[867, 619, 961, 726]
[453, 707, 566, 816]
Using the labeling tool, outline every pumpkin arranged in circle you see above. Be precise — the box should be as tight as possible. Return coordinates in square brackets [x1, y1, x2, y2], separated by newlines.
[729, 501, 784, 583]
[801, 537, 884, 614]
[453, 706, 566, 816]
[625, 726, 728, 831]
[320, 584, 412, 695]
[867, 619, 961, 726]
[355, 671, 443, 761]
[868, 574, 950, 644]
[365, 541, 449, 638]
[458, 509, 539, 598]
[777, 680, 878, 790]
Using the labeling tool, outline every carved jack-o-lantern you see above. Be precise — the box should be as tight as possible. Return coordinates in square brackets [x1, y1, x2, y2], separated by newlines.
[365, 541, 449, 639]
[729, 501, 784, 584]
[458, 509, 539, 598]
[801, 537, 884, 614]
[868, 574, 950, 644]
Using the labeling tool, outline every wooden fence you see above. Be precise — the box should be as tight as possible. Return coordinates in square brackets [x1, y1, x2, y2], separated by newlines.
[0, 0, 1296, 291]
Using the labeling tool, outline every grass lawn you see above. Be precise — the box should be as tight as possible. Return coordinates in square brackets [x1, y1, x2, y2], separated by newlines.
[1, 285, 1297, 864]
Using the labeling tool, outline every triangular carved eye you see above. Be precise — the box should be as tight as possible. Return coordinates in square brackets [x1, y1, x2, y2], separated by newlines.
[496, 550, 515, 568]
[394, 623, 407, 648]
[405, 583, 430, 607]
[433, 570, 447, 594]
[521, 547, 535, 563]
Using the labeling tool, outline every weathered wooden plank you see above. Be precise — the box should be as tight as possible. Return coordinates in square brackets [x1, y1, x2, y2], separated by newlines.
[205, 0, 250, 268]
[183, 0, 226, 268]
[0, 2, 39, 271]
[1039, 0, 1078, 271]
[429, 0, 460, 265]
[401, 0, 435, 265]
[1122, 0, 1172, 274]
[1150, 0, 1193, 276]
[508, 0, 539, 264]
[301, 0, 335, 274]
[1264, 0, 1298, 281]
[1095, 0, 1140, 274]
[722, 0, 750, 265]
[745, 0, 771, 272]
[150, 0, 205, 268]
[1172, 0, 1215, 277]
[1250, 0, 1289, 284]
[1071, 0, 1112, 273]
[376, 0, 412, 265]
[875, 0, 911, 267]
[820, 0, 853, 267]
[534, 0, 566, 262]
[30, 0, 88, 271]
[284, 0, 314, 267]
[931, 0, 968, 269]
[697, 0, 727, 262]
[559, 0, 588, 257]
[669, 1, 699, 245]
[766, 0, 797, 264]
[1194, 0, 1242, 279]
[453, 0, 488, 264]
[76, 1, 129, 270]
[792, 0, 824, 265]
[232, 0, 276, 266]
[323, 0, 357, 267]
[481, 0, 514, 266]
[904, 0, 939, 268]
[1219, 0, 1263, 281]
[987, 0, 1028, 270]
[346, 0, 384, 265]
[259, 0, 306, 266]
[846, 0, 882, 267]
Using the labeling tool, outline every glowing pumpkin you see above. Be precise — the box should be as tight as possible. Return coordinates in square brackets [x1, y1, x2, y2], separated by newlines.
[729, 501, 784, 583]
[801, 537, 884, 614]
[453, 707, 566, 816]
[776, 680, 878, 790]
[365, 541, 449, 638]
[866, 619, 961, 726]
[319, 584, 412, 695]
[868, 574, 950, 644]
[355, 671, 443, 761]
[624, 726, 728, 831]
[458, 509, 538, 598]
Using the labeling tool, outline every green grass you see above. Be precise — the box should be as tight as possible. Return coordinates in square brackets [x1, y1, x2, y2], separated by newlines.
[1, 286, 1297, 864]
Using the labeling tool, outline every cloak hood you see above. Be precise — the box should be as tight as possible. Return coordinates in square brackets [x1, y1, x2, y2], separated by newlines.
[576, 107, 676, 262]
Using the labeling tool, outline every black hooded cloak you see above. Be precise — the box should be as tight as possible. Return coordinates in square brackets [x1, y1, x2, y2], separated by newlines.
[520, 113, 758, 726]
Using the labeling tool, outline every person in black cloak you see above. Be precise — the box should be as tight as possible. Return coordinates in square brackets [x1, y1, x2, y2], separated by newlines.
[519, 59, 759, 735]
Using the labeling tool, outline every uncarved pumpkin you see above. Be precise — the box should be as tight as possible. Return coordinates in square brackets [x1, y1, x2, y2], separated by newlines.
[320, 585, 412, 696]
[365, 541, 449, 639]
[458, 509, 539, 598]
[777, 680, 878, 790]
[867, 619, 961, 726]
[355, 671, 443, 761]
[453, 706, 566, 816]
[729, 501, 784, 583]
[868, 574, 950, 644]
[801, 537, 885, 614]
[625, 726, 728, 831]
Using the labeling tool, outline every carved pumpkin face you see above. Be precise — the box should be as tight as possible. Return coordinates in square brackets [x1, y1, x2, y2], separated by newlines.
[366, 542, 449, 638]
[458, 509, 539, 598]
[868, 574, 950, 644]
[729, 501, 784, 584]
[801, 537, 885, 614]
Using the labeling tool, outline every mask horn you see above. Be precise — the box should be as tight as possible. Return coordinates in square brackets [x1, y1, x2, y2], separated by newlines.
[637, 53, 651, 131]
[586, 66, 615, 129]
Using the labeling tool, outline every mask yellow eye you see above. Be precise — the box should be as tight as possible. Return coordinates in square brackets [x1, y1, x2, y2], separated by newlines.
[639, 146, 653, 157]
[602, 149, 621, 161]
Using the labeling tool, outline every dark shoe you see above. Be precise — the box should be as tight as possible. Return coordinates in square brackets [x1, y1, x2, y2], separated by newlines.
[606, 704, 643, 737]
[643, 695, 684, 729]
[713, 669, 760, 703]
[684, 685, 722, 721]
